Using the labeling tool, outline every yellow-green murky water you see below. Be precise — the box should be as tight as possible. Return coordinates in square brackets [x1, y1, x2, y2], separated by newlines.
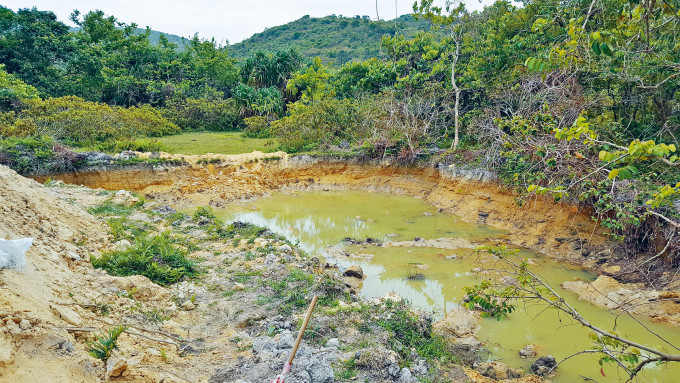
[212, 190, 680, 382]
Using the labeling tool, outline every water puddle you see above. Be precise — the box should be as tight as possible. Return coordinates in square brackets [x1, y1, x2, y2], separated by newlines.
[211, 190, 680, 382]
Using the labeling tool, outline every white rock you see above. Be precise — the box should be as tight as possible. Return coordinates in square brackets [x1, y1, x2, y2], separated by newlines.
[182, 300, 195, 311]
[105, 356, 127, 379]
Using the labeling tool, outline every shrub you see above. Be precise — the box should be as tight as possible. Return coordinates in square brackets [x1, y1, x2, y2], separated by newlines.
[162, 97, 242, 131]
[0, 96, 179, 147]
[243, 116, 272, 138]
[91, 233, 197, 285]
[272, 98, 368, 152]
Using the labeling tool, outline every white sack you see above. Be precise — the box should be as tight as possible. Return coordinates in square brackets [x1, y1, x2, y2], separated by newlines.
[0, 238, 33, 269]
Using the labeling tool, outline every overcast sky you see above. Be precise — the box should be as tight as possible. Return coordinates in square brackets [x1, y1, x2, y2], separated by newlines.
[3, 0, 494, 44]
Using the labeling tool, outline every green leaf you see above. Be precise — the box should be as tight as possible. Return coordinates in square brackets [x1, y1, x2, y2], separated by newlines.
[600, 42, 614, 56]
[608, 169, 619, 179]
[592, 41, 601, 55]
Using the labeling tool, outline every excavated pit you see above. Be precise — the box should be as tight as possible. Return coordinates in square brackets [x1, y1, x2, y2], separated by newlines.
[34, 154, 610, 266]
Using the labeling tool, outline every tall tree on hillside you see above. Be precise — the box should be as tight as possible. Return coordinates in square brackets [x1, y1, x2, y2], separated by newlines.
[0, 7, 73, 96]
[414, 0, 468, 149]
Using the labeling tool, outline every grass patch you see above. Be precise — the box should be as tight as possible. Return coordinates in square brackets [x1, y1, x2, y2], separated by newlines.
[91, 233, 198, 286]
[378, 307, 454, 365]
[88, 201, 135, 216]
[157, 132, 276, 155]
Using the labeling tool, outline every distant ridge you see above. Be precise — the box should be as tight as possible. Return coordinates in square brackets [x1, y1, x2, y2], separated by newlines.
[228, 14, 428, 64]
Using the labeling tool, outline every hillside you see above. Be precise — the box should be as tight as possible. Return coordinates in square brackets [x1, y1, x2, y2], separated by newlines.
[229, 14, 429, 64]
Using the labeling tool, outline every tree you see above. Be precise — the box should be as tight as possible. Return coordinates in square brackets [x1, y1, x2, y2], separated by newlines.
[286, 57, 331, 105]
[413, 0, 468, 149]
[465, 246, 680, 380]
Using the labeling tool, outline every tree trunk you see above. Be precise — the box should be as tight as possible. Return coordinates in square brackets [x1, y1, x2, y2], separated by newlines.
[450, 39, 461, 150]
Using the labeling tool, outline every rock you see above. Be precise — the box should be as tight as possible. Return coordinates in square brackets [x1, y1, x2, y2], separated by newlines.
[411, 359, 428, 375]
[519, 344, 537, 358]
[232, 283, 245, 291]
[343, 265, 364, 279]
[433, 309, 479, 338]
[397, 368, 418, 383]
[252, 337, 277, 355]
[308, 357, 334, 383]
[476, 362, 521, 380]
[603, 264, 621, 274]
[382, 292, 402, 303]
[446, 255, 458, 260]
[182, 300, 195, 311]
[18, 319, 31, 330]
[154, 206, 177, 216]
[105, 356, 127, 379]
[531, 355, 557, 377]
[278, 244, 293, 254]
[114, 239, 131, 250]
[165, 302, 177, 315]
[326, 338, 339, 348]
[51, 305, 82, 326]
[278, 330, 294, 349]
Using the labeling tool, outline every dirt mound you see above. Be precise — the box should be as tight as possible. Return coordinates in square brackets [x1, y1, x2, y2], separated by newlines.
[0, 165, 110, 381]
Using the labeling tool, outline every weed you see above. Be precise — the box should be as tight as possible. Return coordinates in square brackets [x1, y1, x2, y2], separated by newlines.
[193, 206, 217, 222]
[87, 325, 127, 361]
[335, 358, 358, 380]
[230, 270, 262, 283]
[91, 232, 198, 285]
[88, 201, 135, 216]
[378, 307, 454, 364]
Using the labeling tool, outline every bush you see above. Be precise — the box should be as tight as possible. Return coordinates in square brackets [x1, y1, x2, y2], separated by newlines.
[0, 96, 179, 147]
[92, 138, 167, 153]
[162, 97, 242, 131]
[272, 98, 368, 152]
[90, 233, 197, 285]
[243, 116, 272, 138]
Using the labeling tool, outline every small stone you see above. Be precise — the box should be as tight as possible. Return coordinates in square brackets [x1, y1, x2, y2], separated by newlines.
[519, 344, 537, 358]
[105, 356, 127, 379]
[165, 302, 177, 315]
[604, 265, 622, 274]
[326, 338, 339, 348]
[278, 244, 293, 254]
[67, 251, 81, 261]
[382, 292, 402, 303]
[232, 283, 245, 291]
[114, 240, 132, 250]
[182, 300, 195, 311]
[18, 319, 31, 330]
[398, 367, 418, 383]
[343, 265, 364, 279]
[445, 255, 458, 260]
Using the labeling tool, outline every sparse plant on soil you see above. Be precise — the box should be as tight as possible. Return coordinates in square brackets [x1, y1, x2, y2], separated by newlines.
[87, 325, 127, 361]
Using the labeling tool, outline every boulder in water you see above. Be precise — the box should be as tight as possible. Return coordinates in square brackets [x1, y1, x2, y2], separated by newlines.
[531, 355, 557, 376]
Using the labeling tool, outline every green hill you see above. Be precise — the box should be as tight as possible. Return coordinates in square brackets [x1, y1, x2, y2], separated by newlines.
[229, 14, 429, 64]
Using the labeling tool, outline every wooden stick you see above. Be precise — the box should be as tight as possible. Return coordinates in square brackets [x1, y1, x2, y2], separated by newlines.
[288, 295, 318, 365]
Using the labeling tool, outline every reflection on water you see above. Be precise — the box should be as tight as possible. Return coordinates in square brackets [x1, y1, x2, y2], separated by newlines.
[212, 190, 680, 383]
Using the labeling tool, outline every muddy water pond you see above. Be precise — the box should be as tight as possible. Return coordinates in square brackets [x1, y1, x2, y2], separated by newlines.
[211, 190, 680, 382]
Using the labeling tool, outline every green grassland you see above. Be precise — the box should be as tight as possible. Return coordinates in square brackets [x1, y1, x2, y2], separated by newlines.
[157, 132, 277, 155]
